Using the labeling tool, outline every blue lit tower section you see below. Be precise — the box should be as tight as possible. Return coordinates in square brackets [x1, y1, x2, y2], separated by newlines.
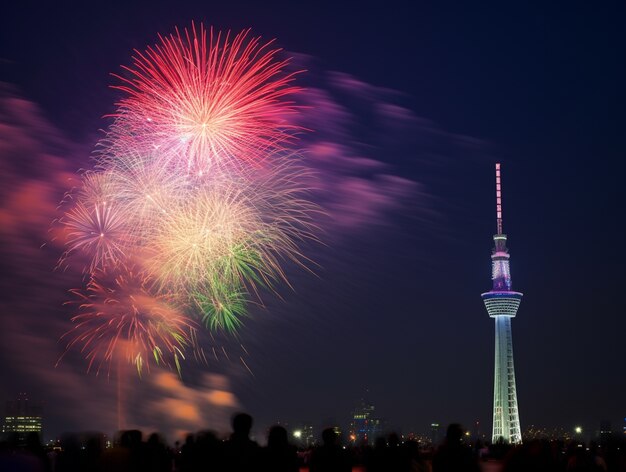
[481, 163, 523, 444]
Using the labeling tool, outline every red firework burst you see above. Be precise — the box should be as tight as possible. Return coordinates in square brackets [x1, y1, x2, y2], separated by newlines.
[112, 23, 301, 173]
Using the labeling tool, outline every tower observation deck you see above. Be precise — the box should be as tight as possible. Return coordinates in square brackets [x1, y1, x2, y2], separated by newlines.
[481, 163, 523, 444]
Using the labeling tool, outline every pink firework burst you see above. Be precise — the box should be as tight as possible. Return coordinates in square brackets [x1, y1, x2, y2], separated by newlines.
[62, 198, 129, 273]
[112, 23, 301, 174]
[61, 268, 197, 375]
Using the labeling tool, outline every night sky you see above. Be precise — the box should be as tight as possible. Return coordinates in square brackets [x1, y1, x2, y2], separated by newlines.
[1, 1, 625, 442]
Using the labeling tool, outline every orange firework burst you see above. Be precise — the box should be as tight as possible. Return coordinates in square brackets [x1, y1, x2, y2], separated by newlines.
[61, 268, 197, 375]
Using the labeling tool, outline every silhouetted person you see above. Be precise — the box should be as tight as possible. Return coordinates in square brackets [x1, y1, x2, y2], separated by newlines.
[100, 429, 144, 472]
[566, 444, 606, 472]
[222, 412, 260, 472]
[24, 432, 51, 472]
[193, 430, 222, 472]
[309, 428, 351, 472]
[82, 433, 104, 472]
[383, 433, 407, 472]
[0, 432, 47, 472]
[145, 433, 171, 472]
[432, 423, 480, 472]
[365, 437, 387, 472]
[404, 439, 428, 472]
[260, 425, 299, 472]
[502, 440, 560, 472]
[56, 434, 84, 472]
[177, 434, 196, 472]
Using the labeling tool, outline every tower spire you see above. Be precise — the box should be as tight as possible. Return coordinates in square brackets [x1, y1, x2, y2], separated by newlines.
[496, 163, 503, 235]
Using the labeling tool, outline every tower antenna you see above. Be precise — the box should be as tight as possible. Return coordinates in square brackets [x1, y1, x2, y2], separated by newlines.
[496, 163, 503, 235]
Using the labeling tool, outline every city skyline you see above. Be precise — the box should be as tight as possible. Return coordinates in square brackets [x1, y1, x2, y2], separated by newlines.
[0, 1, 625, 441]
[3, 389, 618, 445]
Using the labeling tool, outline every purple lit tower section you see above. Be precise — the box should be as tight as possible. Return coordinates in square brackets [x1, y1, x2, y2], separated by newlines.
[481, 163, 523, 444]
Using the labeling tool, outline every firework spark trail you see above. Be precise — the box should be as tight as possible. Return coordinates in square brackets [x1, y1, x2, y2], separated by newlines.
[97, 148, 185, 241]
[111, 23, 301, 173]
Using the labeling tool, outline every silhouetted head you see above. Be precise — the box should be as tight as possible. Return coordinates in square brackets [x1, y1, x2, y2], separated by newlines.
[268, 425, 288, 449]
[120, 430, 133, 448]
[445, 423, 463, 445]
[129, 430, 142, 447]
[322, 428, 338, 446]
[232, 412, 253, 437]
[119, 429, 143, 449]
[148, 432, 163, 446]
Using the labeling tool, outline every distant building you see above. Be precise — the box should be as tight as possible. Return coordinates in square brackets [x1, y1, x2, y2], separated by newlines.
[430, 423, 441, 446]
[349, 399, 381, 445]
[599, 420, 612, 444]
[472, 420, 485, 441]
[3, 393, 43, 442]
[292, 423, 315, 448]
[301, 424, 314, 447]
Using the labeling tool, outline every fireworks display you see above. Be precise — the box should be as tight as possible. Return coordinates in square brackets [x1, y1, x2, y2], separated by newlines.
[59, 23, 316, 375]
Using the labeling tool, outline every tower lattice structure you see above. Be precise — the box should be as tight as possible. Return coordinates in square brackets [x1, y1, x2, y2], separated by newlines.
[481, 163, 522, 444]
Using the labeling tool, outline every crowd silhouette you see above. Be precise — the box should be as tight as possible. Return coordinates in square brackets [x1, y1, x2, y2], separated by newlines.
[0, 414, 624, 471]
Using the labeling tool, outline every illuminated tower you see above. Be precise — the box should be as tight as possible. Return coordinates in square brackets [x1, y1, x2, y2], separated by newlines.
[481, 163, 522, 444]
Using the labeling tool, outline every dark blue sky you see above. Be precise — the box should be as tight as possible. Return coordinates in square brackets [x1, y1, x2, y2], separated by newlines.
[1, 0, 625, 441]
